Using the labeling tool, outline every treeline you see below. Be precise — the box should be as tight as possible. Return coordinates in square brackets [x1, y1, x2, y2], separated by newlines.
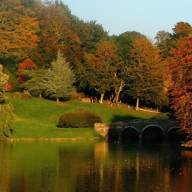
[0, 0, 191, 128]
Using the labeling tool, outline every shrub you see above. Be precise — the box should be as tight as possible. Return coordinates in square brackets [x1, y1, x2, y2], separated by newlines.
[0, 103, 14, 137]
[58, 110, 102, 128]
[4, 83, 13, 92]
[70, 92, 85, 100]
[0, 93, 5, 104]
[21, 91, 32, 99]
[17, 58, 37, 84]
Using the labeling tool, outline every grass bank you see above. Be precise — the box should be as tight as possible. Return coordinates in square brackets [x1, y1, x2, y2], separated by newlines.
[8, 96, 168, 139]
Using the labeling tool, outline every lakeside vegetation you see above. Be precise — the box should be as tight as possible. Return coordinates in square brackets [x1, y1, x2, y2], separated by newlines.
[9, 95, 167, 139]
[0, 0, 191, 139]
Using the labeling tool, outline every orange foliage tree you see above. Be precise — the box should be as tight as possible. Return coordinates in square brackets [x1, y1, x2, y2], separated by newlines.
[169, 37, 192, 129]
[173, 22, 192, 38]
[129, 37, 166, 110]
[38, 3, 81, 65]
[84, 40, 120, 103]
[0, 0, 39, 59]
[17, 59, 37, 84]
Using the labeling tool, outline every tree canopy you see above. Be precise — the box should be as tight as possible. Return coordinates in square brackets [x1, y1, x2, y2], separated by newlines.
[128, 37, 166, 109]
[0, 0, 191, 128]
[169, 37, 192, 129]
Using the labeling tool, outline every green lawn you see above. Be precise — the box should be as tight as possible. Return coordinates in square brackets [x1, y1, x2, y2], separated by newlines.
[9, 96, 168, 139]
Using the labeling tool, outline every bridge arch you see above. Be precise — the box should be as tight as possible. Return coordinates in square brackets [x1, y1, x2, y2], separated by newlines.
[108, 128, 121, 142]
[141, 124, 165, 144]
[121, 126, 140, 143]
[167, 126, 183, 142]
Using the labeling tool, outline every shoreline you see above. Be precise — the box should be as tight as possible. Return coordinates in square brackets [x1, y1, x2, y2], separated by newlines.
[0, 137, 102, 142]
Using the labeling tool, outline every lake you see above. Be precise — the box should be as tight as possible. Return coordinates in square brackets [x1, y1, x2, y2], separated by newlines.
[0, 142, 192, 192]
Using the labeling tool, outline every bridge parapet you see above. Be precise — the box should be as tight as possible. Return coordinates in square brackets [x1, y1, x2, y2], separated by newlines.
[95, 119, 180, 143]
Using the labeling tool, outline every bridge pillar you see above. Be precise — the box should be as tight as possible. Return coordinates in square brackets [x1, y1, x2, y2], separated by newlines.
[94, 123, 110, 138]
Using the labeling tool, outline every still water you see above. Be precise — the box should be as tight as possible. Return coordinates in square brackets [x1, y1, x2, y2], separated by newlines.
[0, 142, 192, 192]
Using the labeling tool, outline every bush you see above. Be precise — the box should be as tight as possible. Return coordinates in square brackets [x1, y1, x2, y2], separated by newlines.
[0, 93, 5, 104]
[58, 110, 102, 128]
[12, 91, 32, 100]
[0, 103, 14, 137]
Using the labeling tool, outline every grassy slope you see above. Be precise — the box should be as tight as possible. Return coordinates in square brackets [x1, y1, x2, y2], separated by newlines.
[9, 96, 168, 138]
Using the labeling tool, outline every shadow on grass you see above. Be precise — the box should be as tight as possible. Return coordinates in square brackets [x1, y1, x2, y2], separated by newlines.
[110, 115, 145, 123]
[110, 111, 169, 124]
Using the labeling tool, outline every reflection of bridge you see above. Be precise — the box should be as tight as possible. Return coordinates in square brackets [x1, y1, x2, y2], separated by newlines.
[95, 120, 184, 143]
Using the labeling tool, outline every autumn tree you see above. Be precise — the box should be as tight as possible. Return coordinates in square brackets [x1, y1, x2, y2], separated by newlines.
[169, 37, 192, 129]
[84, 40, 120, 103]
[128, 37, 166, 110]
[173, 22, 192, 38]
[0, 0, 39, 60]
[113, 31, 145, 65]
[17, 58, 37, 84]
[0, 65, 9, 92]
[37, 1, 81, 65]
[112, 31, 146, 103]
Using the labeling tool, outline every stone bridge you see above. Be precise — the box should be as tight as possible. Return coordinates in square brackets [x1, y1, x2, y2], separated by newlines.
[94, 119, 184, 143]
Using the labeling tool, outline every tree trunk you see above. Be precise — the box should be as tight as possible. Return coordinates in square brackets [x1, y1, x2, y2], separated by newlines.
[136, 97, 140, 111]
[99, 93, 104, 104]
[114, 80, 124, 103]
[56, 98, 59, 103]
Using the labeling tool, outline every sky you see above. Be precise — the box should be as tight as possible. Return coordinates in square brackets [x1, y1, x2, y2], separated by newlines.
[62, 0, 192, 39]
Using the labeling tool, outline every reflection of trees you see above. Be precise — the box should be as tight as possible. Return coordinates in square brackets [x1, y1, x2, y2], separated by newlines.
[0, 143, 192, 192]
[57, 143, 94, 192]
[0, 143, 12, 192]
[80, 143, 185, 192]
[0, 143, 65, 192]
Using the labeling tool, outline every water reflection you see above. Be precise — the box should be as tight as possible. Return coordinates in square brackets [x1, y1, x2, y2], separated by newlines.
[0, 142, 192, 192]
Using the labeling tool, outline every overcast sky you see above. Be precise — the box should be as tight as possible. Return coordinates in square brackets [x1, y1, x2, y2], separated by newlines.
[62, 0, 192, 39]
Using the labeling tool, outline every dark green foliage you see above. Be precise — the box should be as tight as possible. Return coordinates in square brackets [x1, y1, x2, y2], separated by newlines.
[24, 52, 75, 100]
[1, 0, 191, 117]
[74, 20, 108, 52]
[128, 37, 166, 108]
[0, 93, 6, 104]
[58, 110, 102, 128]
[113, 31, 145, 65]
[155, 31, 172, 58]
[24, 69, 47, 97]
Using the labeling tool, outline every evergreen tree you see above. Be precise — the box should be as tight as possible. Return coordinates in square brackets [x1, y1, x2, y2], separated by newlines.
[24, 69, 47, 97]
[25, 52, 75, 101]
[44, 51, 75, 101]
[44, 52, 74, 100]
